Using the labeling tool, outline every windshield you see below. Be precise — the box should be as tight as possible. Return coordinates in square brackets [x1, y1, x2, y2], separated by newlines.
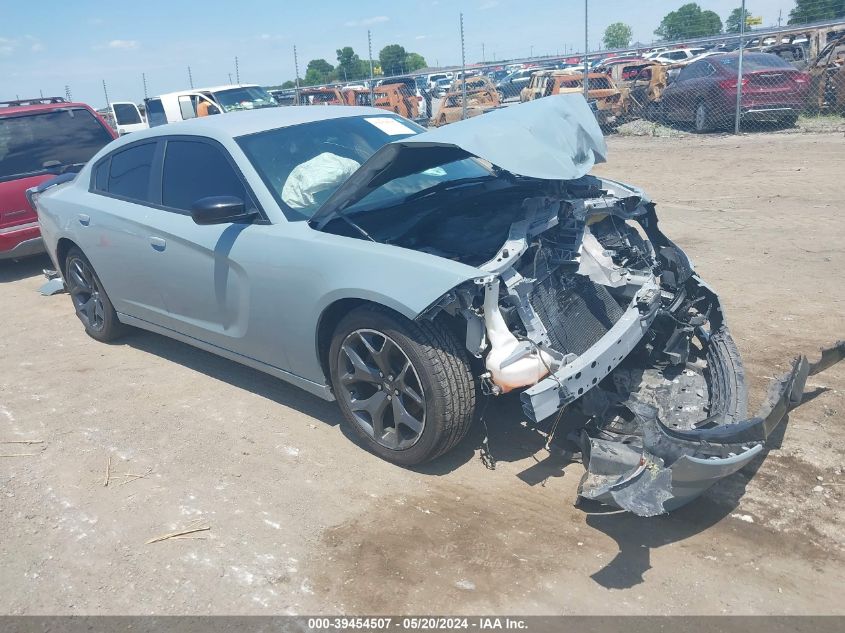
[238, 114, 491, 221]
[112, 103, 142, 125]
[213, 87, 277, 112]
[0, 108, 113, 182]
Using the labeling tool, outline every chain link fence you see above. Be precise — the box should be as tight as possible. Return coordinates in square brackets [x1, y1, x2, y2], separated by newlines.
[266, 3, 844, 136]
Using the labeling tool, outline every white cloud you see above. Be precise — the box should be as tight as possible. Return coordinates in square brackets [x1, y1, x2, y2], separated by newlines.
[345, 16, 389, 27]
[415, 35, 427, 40]
[88, 18, 106, 26]
[479, 1, 499, 9]
[31, 42, 44, 52]
[256, 33, 282, 41]
[107, 39, 138, 50]
[0, 37, 16, 56]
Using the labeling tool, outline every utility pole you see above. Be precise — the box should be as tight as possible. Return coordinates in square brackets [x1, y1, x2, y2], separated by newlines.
[65, 85, 72, 101]
[460, 12, 467, 120]
[39, 89, 43, 98]
[294, 45, 301, 105]
[142, 72, 148, 99]
[777, 9, 782, 28]
[102, 80, 110, 107]
[228, 73, 233, 84]
[482, 42, 485, 63]
[188, 66, 194, 89]
[734, 0, 746, 134]
[235, 56, 240, 84]
[583, 0, 589, 98]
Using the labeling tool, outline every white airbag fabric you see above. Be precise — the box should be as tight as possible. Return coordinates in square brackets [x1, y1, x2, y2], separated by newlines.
[282, 152, 361, 209]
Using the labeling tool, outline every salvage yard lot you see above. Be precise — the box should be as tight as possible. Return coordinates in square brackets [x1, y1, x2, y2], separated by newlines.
[1, 131, 843, 615]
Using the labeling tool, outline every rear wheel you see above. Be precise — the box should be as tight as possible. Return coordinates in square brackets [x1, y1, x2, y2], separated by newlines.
[329, 306, 476, 465]
[693, 101, 713, 133]
[780, 113, 799, 128]
[64, 247, 126, 342]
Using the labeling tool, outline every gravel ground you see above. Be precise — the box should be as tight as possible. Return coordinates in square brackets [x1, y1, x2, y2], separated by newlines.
[1, 132, 843, 615]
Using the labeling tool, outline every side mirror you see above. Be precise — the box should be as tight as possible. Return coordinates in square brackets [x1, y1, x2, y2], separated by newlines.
[190, 196, 256, 225]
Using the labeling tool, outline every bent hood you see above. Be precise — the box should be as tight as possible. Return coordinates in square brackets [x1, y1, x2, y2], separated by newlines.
[311, 93, 607, 228]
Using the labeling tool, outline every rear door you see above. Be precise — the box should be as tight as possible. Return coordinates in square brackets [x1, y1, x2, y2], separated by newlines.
[109, 102, 148, 135]
[84, 140, 168, 321]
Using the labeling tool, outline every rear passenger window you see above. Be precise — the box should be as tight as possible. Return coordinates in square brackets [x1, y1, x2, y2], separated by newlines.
[107, 143, 155, 202]
[93, 158, 110, 192]
[161, 140, 249, 212]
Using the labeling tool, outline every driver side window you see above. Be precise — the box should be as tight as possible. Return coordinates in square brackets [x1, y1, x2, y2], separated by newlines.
[160, 139, 253, 213]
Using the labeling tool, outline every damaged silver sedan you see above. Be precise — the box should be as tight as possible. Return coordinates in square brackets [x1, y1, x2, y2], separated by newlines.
[32, 96, 843, 516]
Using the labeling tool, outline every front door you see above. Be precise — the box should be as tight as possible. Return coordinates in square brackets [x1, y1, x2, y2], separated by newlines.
[142, 137, 291, 370]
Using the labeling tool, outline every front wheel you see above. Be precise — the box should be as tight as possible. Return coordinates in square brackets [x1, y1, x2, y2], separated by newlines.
[64, 247, 126, 342]
[329, 306, 476, 465]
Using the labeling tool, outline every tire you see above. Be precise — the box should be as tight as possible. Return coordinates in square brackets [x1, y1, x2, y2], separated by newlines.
[329, 305, 476, 466]
[64, 247, 127, 342]
[693, 101, 713, 133]
[781, 113, 799, 128]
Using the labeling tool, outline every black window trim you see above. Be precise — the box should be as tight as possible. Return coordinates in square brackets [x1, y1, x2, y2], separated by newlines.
[89, 135, 268, 224]
[155, 135, 268, 223]
[88, 138, 160, 206]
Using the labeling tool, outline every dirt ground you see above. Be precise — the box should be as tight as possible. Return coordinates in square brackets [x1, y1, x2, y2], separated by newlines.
[1, 132, 843, 616]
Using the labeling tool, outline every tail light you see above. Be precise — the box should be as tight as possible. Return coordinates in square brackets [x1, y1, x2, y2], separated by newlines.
[718, 77, 748, 90]
[792, 73, 810, 84]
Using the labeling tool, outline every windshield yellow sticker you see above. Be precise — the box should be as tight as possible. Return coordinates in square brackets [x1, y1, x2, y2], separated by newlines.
[365, 117, 417, 136]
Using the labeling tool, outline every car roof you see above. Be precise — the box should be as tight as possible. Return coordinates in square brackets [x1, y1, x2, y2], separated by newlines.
[109, 105, 390, 144]
[0, 100, 95, 117]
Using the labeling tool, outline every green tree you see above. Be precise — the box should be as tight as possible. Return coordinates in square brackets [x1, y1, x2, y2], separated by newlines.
[654, 3, 723, 40]
[303, 58, 334, 85]
[603, 22, 633, 49]
[281, 80, 296, 89]
[379, 44, 407, 76]
[336, 46, 364, 81]
[725, 7, 750, 33]
[788, 0, 845, 25]
[405, 52, 428, 72]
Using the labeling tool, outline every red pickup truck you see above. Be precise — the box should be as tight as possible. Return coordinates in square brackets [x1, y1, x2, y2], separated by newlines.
[0, 97, 116, 260]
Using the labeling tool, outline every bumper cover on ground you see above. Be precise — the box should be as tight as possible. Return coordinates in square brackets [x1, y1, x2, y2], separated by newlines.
[578, 340, 845, 516]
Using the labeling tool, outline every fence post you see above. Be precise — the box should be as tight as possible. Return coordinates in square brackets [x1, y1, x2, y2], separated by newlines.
[293, 45, 301, 106]
[583, 0, 589, 98]
[734, 0, 746, 134]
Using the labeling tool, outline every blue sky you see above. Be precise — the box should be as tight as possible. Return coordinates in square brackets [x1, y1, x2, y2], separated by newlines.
[1, 1, 797, 106]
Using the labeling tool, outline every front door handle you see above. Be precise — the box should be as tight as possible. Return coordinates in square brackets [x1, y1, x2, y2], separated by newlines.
[78, 214, 90, 226]
[149, 236, 166, 252]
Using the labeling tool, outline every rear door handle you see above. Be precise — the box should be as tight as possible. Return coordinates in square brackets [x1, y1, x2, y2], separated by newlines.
[78, 214, 90, 226]
[149, 236, 166, 252]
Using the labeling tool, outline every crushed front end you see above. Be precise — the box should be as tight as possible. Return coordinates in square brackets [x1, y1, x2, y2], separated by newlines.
[423, 174, 843, 516]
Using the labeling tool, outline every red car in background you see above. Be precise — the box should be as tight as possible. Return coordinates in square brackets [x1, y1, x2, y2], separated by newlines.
[0, 97, 116, 260]
[659, 52, 812, 132]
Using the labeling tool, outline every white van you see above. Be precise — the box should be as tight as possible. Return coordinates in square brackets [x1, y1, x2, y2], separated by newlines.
[108, 102, 148, 135]
[144, 84, 277, 127]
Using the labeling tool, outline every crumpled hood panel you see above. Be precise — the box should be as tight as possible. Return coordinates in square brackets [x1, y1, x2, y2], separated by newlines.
[403, 93, 607, 180]
[311, 94, 607, 228]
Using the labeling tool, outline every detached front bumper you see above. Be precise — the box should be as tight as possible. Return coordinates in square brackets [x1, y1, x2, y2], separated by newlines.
[575, 320, 845, 516]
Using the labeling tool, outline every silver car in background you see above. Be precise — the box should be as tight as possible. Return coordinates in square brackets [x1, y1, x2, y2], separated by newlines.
[31, 96, 843, 516]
